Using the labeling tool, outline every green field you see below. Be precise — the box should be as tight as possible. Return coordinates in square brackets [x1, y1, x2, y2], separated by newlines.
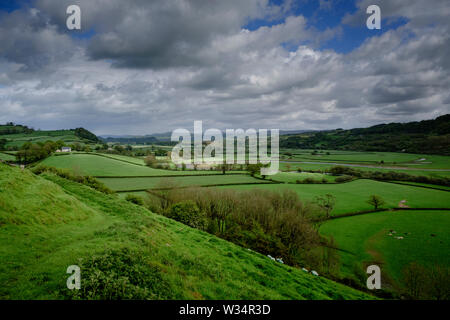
[281, 149, 450, 168]
[219, 180, 450, 215]
[280, 161, 450, 178]
[39, 154, 234, 177]
[0, 163, 371, 299]
[0, 153, 15, 161]
[319, 210, 450, 288]
[99, 175, 271, 192]
[0, 130, 86, 148]
[266, 172, 337, 183]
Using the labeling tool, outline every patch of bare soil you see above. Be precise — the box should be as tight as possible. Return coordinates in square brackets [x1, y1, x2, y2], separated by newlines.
[398, 199, 410, 208]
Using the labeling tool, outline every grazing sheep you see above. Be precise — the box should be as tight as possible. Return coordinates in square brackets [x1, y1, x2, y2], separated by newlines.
[267, 255, 276, 261]
[302, 268, 309, 272]
[276, 258, 284, 264]
[311, 270, 319, 276]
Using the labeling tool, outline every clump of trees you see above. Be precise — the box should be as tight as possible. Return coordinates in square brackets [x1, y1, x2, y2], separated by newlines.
[145, 187, 340, 274]
[402, 262, 449, 300]
[15, 140, 64, 164]
[144, 154, 170, 170]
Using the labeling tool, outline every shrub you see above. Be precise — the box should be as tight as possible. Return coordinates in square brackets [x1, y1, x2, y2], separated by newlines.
[335, 175, 353, 183]
[125, 194, 144, 206]
[31, 165, 114, 194]
[66, 248, 171, 300]
[168, 200, 207, 230]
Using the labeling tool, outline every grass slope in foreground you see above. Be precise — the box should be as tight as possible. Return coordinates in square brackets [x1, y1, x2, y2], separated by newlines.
[0, 163, 370, 299]
[320, 210, 450, 289]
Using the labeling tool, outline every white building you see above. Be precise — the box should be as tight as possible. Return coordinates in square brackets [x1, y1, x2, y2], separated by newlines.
[61, 147, 72, 153]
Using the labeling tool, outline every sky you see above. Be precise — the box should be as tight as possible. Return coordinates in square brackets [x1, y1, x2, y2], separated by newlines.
[0, 0, 449, 135]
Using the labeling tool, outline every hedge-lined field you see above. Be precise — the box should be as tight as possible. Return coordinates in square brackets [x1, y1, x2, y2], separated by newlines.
[40, 153, 233, 177]
[219, 180, 450, 215]
[99, 174, 271, 191]
[319, 210, 450, 288]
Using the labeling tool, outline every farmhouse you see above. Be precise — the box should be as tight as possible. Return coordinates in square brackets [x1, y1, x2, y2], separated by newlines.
[61, 147, 72, 153]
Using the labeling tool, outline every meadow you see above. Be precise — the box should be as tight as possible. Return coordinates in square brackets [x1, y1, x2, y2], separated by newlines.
[280, 161, 450, 178]
[0, 152, 15, 161]
[99, 174, 271, 192]
[219, 180, 450, 215]
[265, 172, 337, 183]
[319, 210, 450, 289]
[39, 153, 233, 177]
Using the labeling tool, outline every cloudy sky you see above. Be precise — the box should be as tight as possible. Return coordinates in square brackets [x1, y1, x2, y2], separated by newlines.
[0, 0, 449, 135]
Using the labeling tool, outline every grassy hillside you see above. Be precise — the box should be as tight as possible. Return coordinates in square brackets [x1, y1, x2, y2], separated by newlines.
[320, 210, 450, 289]
[0, 124, 100, 149]
[0, 163, 371, 299]
[281, 114, 450, 155]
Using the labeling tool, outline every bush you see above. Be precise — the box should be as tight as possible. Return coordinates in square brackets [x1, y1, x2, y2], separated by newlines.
[168, 201, 207, 230]
[125, 194, 144, 206]
[31, 165, 114, 194]
[66, 248, 171, 300]
[335, 175, 353, 183]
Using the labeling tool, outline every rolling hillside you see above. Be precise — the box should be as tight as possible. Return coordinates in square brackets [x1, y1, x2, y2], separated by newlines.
[0, 124, 100, 150]
[281, 114, 450, 155]
[0, 163, 371, 299]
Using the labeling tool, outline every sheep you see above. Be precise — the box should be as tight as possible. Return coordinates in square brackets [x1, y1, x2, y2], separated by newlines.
[311, 270, 319, 276]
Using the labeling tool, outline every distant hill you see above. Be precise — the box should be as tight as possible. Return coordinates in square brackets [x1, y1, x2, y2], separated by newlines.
[100, 132, 173, 145]
[0, 123, 100, 150]
[280, 114, 450, 155]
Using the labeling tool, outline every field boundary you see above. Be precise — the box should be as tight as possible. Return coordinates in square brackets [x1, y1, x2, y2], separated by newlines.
[95, 173, 248, 178]
[115, 181, 277, 193]
[316, 207, 450, 222]
[383, 181, 450, 192]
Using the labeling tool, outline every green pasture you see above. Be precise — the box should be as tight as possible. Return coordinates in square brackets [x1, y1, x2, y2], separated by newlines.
[219, 180, 450, 215]
[99, 175, 270, 191]
[280, 162, 450, 178]
[0, 153, 15, 161]
[266, 172, 337, 183]
[320, 210, 450, 288]
[39, 154, 233, 177]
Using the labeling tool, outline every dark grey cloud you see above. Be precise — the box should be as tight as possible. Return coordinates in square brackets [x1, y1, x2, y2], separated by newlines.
[0, 0, 449, 134]
[0, 7, 74, 72]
